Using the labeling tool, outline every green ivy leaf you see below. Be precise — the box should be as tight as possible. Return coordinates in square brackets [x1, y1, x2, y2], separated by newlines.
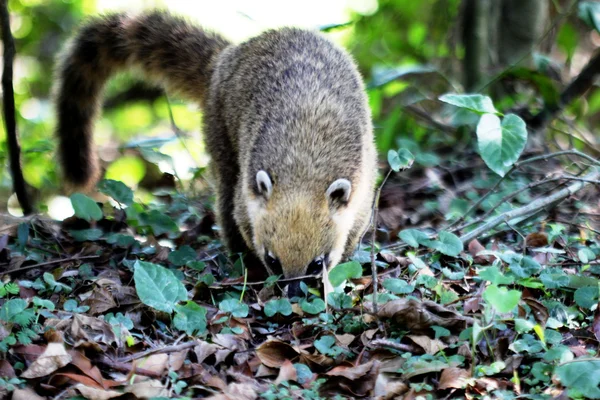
[294, 363, 313, 384]
[168, 245, 197, 266]
[98, 179, 134, 206]
[478, 266, 514, 285]
[33, 297, 55, 311]
[574, 286, 600, 309]
[328, 261, 362, 287]
[477, 113, 527, 177]
[264, 298, 293, 317]
[314, 335, 344, 357]
[173, 301, 207, 336]
[387, 148, 415, 172]
[439, 94, 497, 115]
[383, 278, 415, 294]
[219, 299, 249, 318]
[134, 261, 187, 313]
[69, 229, 103, 242]
[0, 299, 27, 322]
[483, 285, 521, 314]
[70, 193, 103, 222]
[429, 231, 463, 257]
[579, 248, 596, 264]
[555, 360, 600, 399]
[300, 298, 326, 314]
[139, 210, 179, 236]
[398, 229, 429, 248]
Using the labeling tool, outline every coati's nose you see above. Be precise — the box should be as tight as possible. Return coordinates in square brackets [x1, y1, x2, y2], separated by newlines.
[287, 281, 303, 298]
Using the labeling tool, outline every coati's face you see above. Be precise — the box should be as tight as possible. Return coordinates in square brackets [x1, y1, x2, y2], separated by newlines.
[248, 170, 354, 295]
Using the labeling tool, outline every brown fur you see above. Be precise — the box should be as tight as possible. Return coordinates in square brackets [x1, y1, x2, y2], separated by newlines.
[54, 11, 377, 282]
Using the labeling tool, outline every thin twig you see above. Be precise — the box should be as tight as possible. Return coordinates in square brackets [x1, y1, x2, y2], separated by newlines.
[459, 169, 600, 243]
[0, 0, 32, 214]
[1, 255, 100, 274]
[119, 339, 201, 363]
[371, 169, 393, 314]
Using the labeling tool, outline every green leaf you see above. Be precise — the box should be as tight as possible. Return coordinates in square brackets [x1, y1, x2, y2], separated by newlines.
[383, 278, 415, 294]
[478, 266, 514, 285]
[328, 261, 362, 287]
[429, 231, 463, 257]
[300, 298, 326, 314]
[387, 148, 415, 172]
[439, 94, 497, 115]
[168, 245, 197, 266]
[133, 261, 187, 313]
[294, 363, 313, 385]
[139, 210, 179, 236]
[579, 2, 600, 33]
[219, 299, 249, 318]
[264, 298, 293, 317]
[70, 193, 103, 222]
[579, 248, 596, 264]
[555, 360, 600, 399]
[314, 335, 345, 357]
[173, 301, 207, 336]
[574, 286, 600, 309]
[69, 229, 103, 242]
[477, 113, 527, 177]
[0, 299, 27, 322]
[482, 285, 521, 314]
[33, 297, 55, 311]
[398, 229, 429, 248]
[98, 179, 134, 206]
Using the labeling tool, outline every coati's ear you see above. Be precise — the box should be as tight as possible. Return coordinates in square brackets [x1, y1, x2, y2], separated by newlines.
[256, 170, 273, 200]
[326, 178, 351, 206]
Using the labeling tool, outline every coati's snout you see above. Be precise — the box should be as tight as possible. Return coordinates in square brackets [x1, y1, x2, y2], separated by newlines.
[248, 170, 353, 286]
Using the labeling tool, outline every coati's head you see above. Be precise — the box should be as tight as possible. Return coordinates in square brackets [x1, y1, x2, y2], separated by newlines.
[248, 170, 355, 296]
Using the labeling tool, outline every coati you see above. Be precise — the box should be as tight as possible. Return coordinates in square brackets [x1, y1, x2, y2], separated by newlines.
[53, 11, 377, 294]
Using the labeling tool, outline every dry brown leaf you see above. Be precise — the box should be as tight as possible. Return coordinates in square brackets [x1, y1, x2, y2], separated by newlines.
[256, 340, 300, 368]
[135, 351, 186, 375]
[377, 298, 473, 333]
[207, 382, 260, 400]
[373, 374, 408, 399]
[72, 383, 122, 400]
[326, 360, 378, 380]
[70, 314, 116, 345]
[468, 239, 492, 264]
[21, 342, 72, 379]
[12, 386, 47, 400]
[83, 287, 117, 315]
[335, 333, 355, 347]
[125, 379, 169, 398]
[406, 335, 447, 355]
[194, 340, 220, 364]
[69, 350, 115, 389]
[275, 360, 297, 384]
[320, 360, 380, 398]
[438, 367, 470, 390]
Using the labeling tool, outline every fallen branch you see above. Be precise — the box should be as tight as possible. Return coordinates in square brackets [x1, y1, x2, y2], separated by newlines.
[448, 149, 600, 230]
[459, 169, 600, 243]
[0, 0, 32, 214]
[530, 50, 600, 130]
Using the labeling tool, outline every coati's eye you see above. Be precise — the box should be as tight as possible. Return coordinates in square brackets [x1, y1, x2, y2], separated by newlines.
[264, 250, 283, 275]
[307, 254, 328, 275]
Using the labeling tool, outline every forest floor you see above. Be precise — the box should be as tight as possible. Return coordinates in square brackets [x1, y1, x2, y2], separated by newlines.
[1, 147, 600, 399]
